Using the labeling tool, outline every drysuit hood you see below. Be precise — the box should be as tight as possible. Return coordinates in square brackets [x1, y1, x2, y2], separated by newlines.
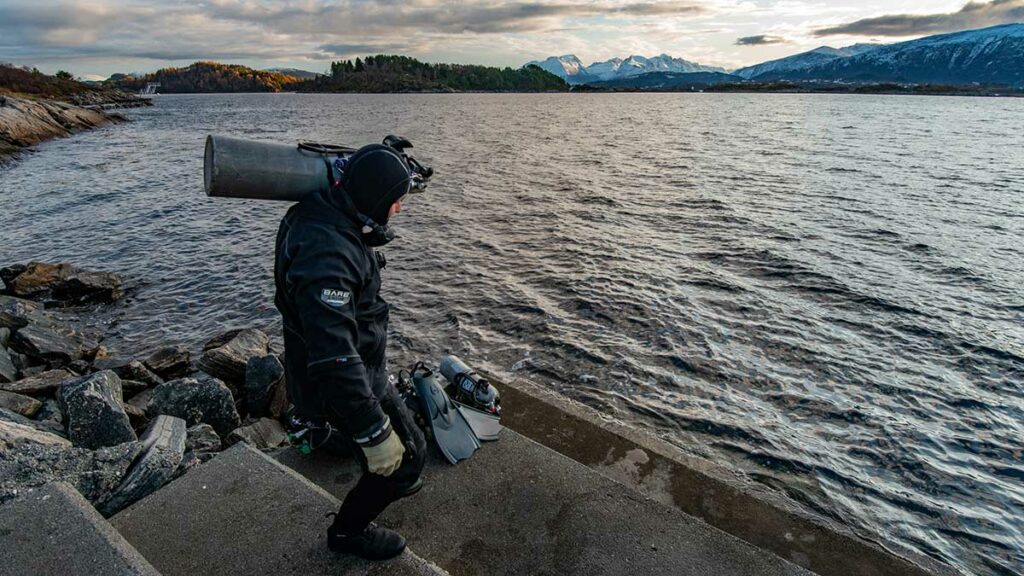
[335, 143, 413, 227]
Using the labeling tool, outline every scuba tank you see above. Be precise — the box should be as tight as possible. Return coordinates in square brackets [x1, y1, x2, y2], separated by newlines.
[439, 355, 501, 416]
[204, 134, 432, 202]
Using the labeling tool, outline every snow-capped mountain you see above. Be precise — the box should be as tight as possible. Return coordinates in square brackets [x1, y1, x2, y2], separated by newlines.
[753, 23, 1024, 86]
[527, 53, 725, 84]
[527, 55, 594, 83]
[733, 45, 881, 80]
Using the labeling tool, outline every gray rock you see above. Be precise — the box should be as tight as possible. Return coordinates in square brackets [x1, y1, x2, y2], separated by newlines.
[124, 402, 150, 430]
[112, 360, 164, 387]
[0, 345, 17, 383]
[1, 406, 66, 437]
[4, 261, 124, 306]
[0, 294, 43, 330]
[245, 354, 285, 418]
[11, 323, 97, 366]
[199, 329, 269, 386]
[60, 371, 137, 449]
[20, 364, 48, 378]
[35, 398, 64, 430]
[147, 376, 240, 437]
[120, 379, 150, 400]
[0, 327, 10, 347]
[0, 419, 72, 449]
[98, 415, 186, 516]
[0, 441, 142, 505]
[226, 418, 288, 450]
[0, 263, 27, 289]
[67, 359, 92, 375]
[0, 389, 42, 417]
[126, 387, 156, 412]
[143, 345, 190, 379]
[185, 423, 222, 453]
[0, 368, 75, 396]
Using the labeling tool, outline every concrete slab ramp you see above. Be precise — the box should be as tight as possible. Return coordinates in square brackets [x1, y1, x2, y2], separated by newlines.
[0, 481, 161, 576]
[111, 443, 448, 576]
[275, 430, 817, 576]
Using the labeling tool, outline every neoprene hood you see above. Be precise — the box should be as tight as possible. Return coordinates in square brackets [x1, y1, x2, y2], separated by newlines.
[338, 144, 413, 226]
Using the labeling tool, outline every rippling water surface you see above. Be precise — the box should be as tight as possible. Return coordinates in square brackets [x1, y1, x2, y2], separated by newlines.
[2, 93, 1023, 574]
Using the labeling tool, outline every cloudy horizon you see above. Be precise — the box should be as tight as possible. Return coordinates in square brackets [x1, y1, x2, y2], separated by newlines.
[1, 0, 1022, 78]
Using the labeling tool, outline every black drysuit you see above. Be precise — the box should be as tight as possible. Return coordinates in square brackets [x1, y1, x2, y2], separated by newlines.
[274, 188, 425, 535]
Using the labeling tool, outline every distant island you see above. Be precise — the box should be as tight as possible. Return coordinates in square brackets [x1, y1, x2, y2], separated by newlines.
[110, 62, 301, 94]
[106, 57, 568, 94]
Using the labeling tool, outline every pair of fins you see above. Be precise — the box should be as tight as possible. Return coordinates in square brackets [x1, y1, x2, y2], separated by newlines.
[412, 366, 501, 464]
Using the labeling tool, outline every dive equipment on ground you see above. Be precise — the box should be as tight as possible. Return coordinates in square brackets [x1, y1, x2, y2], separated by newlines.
[439, 355, 503, 441]
[410, 362, 480, 464]
[204, 135, 432, 201]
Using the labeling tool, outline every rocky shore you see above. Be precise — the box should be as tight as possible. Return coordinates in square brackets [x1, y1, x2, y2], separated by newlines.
[0, 262, 290, 517]
[0, 93, 149, 159]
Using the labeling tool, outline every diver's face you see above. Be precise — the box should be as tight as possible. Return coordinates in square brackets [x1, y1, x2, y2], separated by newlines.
[388, 198, 403, 219]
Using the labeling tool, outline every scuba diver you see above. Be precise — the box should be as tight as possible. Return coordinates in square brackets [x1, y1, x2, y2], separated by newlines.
[274, 141, 427, 561]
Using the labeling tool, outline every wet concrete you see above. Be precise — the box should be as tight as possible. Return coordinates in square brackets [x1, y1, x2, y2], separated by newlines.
[111, 444, 447, 576]
[495, 377, 959, 576]
[275, 431, 814, 576]
[0, 481, 160, 576]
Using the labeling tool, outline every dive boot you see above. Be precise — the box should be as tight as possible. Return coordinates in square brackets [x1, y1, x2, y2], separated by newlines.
[412, 363, 480, 464]
[328, 523, 406, 560]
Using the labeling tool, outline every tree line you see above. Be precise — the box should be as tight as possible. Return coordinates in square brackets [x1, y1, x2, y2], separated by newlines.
[300, 55, 567, 92]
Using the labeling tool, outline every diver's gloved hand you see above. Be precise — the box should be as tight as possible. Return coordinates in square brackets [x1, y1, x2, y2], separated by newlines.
[356, 417, 405, 476]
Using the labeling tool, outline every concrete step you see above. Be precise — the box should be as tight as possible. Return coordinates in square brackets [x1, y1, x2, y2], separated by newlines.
[110, 443, 448, 576]
[274, 429, 817, 576]
[0, 481, 161, 576]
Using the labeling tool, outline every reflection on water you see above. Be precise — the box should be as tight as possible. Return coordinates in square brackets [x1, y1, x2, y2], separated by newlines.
[2, 93, 1022, 574]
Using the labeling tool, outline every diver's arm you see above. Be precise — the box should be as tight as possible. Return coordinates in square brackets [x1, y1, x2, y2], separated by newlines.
[289, 239, 387, 439]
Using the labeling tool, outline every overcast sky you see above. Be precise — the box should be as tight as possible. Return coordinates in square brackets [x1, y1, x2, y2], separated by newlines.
[1, 0, 1022, 78]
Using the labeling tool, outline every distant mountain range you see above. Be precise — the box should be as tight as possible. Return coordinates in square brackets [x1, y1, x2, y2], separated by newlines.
[531, 23, 1024, 89]
[732, 44, 880, 80]
[527, 54, 725, 85]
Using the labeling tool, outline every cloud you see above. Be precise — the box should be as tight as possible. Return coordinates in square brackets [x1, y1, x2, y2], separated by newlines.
[735, 34, 786, 45]
[813, 0, 1024, 37]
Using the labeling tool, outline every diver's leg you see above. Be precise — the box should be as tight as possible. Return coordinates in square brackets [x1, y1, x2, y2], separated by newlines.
[326, 385, 425, 558]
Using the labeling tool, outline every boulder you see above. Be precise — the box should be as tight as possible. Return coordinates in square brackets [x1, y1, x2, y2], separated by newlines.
[0, 390, 42, 417]
[97, 415, 186, 516]
[0, 368, 75, 396]
[0, 441, 142, 505]
[0, 345, 16, 383]
[0, 327, 10, 347]
[143, 345, 190, 379]
[185, 423, 222, 453]
[59, 371, 137, 449]
[226, 418, 288, 450]
[0, 405, 65, 437]
[245, 354, 286, 418]
[198, 329, 269, 386]
[147, 376, 240, 437]
[10, 323, 97, 366]
[0, 419, 72, 449]
[4, 262, 124, 305]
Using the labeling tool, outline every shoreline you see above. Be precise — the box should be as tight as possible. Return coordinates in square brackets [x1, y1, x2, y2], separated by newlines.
[0, 261, 958, 576]
[0, 93, 149, 161]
